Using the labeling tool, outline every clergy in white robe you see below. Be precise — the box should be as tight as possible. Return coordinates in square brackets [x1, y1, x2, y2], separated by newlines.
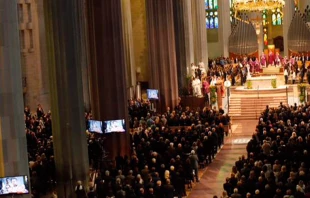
[192, 78, 202, 97]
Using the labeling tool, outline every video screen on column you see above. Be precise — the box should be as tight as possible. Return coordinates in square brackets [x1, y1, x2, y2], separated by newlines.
[0, 175, 29, 195]
[103, 119, 126, 133]
[88, 120, 103, 134]
[147, 89, 159, 100]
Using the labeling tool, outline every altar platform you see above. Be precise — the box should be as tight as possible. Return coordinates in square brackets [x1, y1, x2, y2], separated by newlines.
[244, 75, 277, 89]
[262, 67, 283, 75]
[237, 85, 287, 91]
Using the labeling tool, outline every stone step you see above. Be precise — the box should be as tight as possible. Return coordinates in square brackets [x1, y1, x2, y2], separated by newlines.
[228, 92, 288, 120]
[230, 87, 293, 96]
[229, 100, 286, 103]
[230, 97, 287, 99]
[232, 116, 258, 120]
[229, 102, 287, 106]
[230, 109, 281, 111]
[230, 99, 287, 101]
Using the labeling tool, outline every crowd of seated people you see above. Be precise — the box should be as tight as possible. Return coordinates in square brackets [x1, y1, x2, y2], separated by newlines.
[24, 104, 55, 197]
[222, 102, 310, 198]
[24, 99, 230, 197]
[87, 99, 230, 198]
[128, 98, 229, 127]
[25, 105, 107, 197]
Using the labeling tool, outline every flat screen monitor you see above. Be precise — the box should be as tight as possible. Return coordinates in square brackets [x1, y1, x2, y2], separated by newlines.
[0, 176, 29, 195]
[88, 120, 103, 134]
[104, 119, 125, 133]
[147, 89, 159, 100]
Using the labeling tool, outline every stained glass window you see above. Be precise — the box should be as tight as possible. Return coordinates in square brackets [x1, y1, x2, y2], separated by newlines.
[205, 0, 219, 29]
[262, 11, 267, 26]
[272, 8, 282, 25]
[263, 10, 268, 47]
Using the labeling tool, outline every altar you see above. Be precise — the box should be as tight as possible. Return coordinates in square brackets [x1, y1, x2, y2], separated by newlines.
[245, 76, 277, 89]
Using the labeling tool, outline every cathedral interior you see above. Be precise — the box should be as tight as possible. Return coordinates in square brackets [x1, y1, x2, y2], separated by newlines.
[1, 0, 310, 197]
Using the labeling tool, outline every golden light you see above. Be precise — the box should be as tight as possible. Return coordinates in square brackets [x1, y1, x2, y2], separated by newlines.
[233, 0, 285, 35]
[233, 0, 285, 12]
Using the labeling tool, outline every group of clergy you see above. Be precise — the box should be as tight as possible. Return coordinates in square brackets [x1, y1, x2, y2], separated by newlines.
[190, 61, 207, 97]
[188, 52, 310, 98]
[261, 52, 310, 68]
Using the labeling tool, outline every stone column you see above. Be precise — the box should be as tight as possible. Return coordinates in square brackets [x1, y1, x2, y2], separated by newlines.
[80, 0, 91, 112]
[191, 0, 208, 67]
[173, 0, 194, 89]
[121, 0, 136, 88]
[87, 0, 130, 158]
[146, 0, 179, 112]
[0, 0, 31, 197]
[36, 0, 51, 111]
[258, 25, 264, 57]
[218, 0, 231, 57]
[43, 0, 89, 197]
[283, 0, 295, 56]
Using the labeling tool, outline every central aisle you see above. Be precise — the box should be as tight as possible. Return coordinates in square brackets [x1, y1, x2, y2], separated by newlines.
[188, 120, 257, 198]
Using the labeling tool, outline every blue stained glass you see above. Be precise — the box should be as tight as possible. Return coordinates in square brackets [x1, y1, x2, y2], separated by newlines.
[215, 17, 219, 28]
[205, 0, 219, 29]
[206, 18, 210, 28]
[210, 17, 214, 28]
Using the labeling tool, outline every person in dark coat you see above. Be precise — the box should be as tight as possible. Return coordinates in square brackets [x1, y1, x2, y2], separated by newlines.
[189, 150, 199, 182]
[231, 188, 242, 198]
[163, 179, 174, 198]
[74, 181, 87, 198]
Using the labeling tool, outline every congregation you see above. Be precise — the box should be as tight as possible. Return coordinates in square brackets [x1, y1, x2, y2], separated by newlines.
[86, 99, 230, 198]
[24, 105, 55, 197]
[24, 97, 230, 198]
[220, 102, 310, 198]
[22, 55, 310, 198]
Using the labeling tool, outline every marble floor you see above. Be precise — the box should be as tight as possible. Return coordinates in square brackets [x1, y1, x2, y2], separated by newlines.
[188, 120, 257, 198]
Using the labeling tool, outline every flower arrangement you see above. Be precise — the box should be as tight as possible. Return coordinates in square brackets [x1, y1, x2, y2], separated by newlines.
[247, 80, 253, 89]
[271, 79, 277, 88]
[298, 84, 307, 103]
[210, 86, 217, 105]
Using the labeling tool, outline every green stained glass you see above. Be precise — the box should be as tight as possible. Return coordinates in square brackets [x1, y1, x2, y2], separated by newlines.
[214, 0, 218, 9]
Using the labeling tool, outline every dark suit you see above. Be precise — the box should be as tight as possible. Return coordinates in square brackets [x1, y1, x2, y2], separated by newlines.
[223, 182, 233, 196]
[189, 154, 199, 182]
[154, 185, 164, 198]
[163, 184, 174, 198]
